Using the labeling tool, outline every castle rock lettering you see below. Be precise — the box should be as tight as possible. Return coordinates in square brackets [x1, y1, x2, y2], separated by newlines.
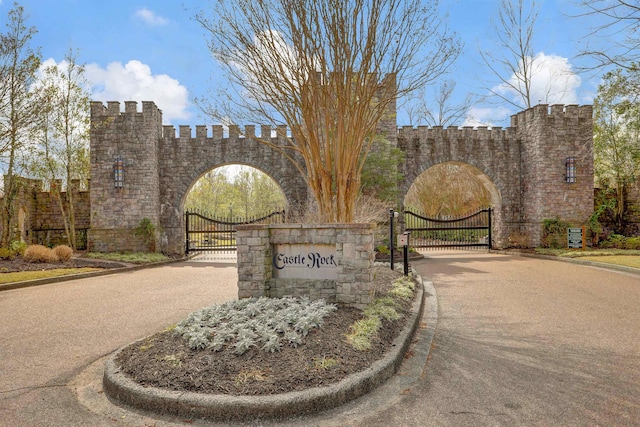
[273, 252, 337, 270]
[272, 244, 338, 280]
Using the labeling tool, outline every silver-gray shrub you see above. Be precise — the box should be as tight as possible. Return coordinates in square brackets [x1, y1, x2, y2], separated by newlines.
[173, 296, 337, 355]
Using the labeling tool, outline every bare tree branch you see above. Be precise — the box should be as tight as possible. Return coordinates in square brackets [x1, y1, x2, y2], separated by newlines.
[574, 0, 640, 70]
[195, 0, 460, 222]
[478, 0, 539, 109]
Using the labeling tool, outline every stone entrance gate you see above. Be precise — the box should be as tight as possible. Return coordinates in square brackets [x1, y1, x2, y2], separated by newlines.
[89, 101, 593, 255]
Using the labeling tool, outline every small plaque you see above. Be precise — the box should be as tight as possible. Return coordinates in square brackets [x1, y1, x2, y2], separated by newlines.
[567, 227, 584, 249]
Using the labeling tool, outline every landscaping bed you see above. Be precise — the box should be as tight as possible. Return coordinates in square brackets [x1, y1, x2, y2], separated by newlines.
[113, 266, 415, 396]
[0, 256, 125, 273]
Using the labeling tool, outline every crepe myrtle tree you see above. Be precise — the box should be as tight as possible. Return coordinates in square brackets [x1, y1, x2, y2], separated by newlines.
[196, 0, 460, 223]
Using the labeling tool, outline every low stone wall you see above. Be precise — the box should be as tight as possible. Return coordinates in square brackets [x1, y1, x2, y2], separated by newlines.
[236, 223, 375, 308]
[87, 228, 149, 253]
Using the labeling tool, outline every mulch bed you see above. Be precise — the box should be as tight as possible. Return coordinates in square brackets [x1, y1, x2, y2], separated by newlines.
[0, 257, 125, 272]
[114, 267, 415, 396]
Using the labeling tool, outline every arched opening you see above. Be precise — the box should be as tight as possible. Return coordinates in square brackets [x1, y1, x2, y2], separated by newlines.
[405, 162, 500, 216]
[404, 162, 502, 250]
[184, 165, 286, 218]
[182, 165, 287, 256]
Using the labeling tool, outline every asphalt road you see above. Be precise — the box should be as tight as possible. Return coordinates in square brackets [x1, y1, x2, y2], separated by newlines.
[355, 252, 640, 427]
[0, 252, 638, 426]
[0, 259, 238, 426]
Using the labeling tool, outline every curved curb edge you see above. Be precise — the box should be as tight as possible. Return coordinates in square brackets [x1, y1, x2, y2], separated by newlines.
[0, 256, 190, 292]
[102, 277, 426, 422]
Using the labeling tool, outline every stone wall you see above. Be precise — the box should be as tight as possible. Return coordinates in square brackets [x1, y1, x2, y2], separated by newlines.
[0, 177, 90, 248]
[88, 101, 594, 253]
[514, 105, 594, 244]
[237, 224, 375, 308]
[89, 101, 163, 252]
[399, 104, 594, 247]
[89, 101, 309, 254]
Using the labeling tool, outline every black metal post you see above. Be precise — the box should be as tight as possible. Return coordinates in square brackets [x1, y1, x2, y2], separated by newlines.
[389, 209, 395, 270]
[403, 232, 410, 276]
[403, 245, 409, 275]
[185, 211, 190, 255]
[488, 208, 493, 250]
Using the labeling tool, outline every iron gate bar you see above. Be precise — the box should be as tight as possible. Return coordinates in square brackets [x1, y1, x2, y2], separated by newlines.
[404, 208, 492, 250]
[185, 209, 285, 254]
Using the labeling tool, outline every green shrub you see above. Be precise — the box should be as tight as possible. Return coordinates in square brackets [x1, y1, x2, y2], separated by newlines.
[601, 234, 626, 249]
[23, 245, 57, 263]
[625, 237, 640, 250]
[375, 244, 390, 255]
[10, 240, 27, 256]
[0, 247, 15, 260]
[52, 245, 73, 262]
[134, 217, 157, 252]
[541, 218, 572, 248]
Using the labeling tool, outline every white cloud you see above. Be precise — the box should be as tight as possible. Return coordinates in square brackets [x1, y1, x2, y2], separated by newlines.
[463, 106, 512, 128]
[85, 60, 190, 124]
[494, 52, 581, 106]
[134, 8, 168, 26]
[466, 53, 582, 128]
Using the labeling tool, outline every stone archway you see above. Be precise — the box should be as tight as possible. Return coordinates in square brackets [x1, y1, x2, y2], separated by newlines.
[397, 105, 594, 247]
[88, 101, 307, 254]
[89, 102, 593, 254]
[403, 161, 505, 247]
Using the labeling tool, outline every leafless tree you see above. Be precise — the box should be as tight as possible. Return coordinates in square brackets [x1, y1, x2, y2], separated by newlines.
[478, 0, 539, 109]
[575, 0, 640, 70]
[402, 79, 474, 127]
[195, 0, 460, 222]
[0, 2, 41, 246]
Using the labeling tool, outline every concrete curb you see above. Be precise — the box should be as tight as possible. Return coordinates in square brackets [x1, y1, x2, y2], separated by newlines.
[102, 276, 426, 422]
[0, 256, 191, 292]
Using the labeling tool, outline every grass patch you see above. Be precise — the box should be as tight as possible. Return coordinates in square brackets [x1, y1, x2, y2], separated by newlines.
[159, 353, 184, 368]
[312, 356, 339, 371]
[534, 248, 640, 269]
[0, 268, 102, 284]
[85, 252, 170, 264]
[346, 275, 416, 351]
[579, 256, 640, 269]
[234, 369, 268, 386]
[534, 248, 640, 258]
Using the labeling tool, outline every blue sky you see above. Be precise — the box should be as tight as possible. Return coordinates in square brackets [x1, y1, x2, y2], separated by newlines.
[1, 1, 615, 127]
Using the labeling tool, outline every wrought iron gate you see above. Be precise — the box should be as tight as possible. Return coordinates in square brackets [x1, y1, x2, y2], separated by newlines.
[185, 210, 285, 254]
[404, 208, 492, 250]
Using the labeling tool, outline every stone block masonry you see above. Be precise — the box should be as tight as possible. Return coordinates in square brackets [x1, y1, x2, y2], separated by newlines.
[398, 104, 594, 247]
[88, 101, 593, 254]
[237, 224, 375, 309]
[89, 101, 308, 254]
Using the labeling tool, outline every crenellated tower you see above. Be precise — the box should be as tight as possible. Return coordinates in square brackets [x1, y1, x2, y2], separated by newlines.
[88, 100, 593, 253]
[89, 101, 163, 252]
